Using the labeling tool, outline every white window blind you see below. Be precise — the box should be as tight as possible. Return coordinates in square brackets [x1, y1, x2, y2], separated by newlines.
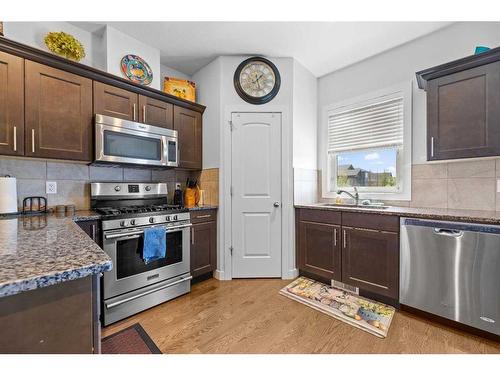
[327, 97, 404, 153]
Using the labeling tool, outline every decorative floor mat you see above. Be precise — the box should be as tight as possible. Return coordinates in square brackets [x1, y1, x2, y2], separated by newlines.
[101, 323, 161, 354]
[280, 276, 395, 338]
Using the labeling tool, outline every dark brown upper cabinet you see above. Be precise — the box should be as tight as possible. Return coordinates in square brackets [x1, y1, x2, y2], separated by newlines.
[341, 227, 399, 299]
[174, 106, 202, 170]
[25, 61, 93, 161]
[94, 81, 139, 121]
[0, 51, 24, 156]
[416, 48, 500, 161]
[139, 95, 174, 129]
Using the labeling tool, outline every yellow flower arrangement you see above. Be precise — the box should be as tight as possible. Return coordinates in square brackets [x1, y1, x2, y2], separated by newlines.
[44, 31, 86, 62]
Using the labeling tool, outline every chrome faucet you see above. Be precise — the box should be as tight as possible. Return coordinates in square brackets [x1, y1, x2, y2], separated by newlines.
[336, 187, 359, 205]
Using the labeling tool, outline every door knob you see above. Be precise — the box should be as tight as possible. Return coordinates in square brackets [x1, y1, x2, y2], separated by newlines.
[273, 202, 280, 207]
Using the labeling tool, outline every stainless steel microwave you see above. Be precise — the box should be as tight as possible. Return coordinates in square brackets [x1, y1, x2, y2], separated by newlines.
[95, 114, 178, 167]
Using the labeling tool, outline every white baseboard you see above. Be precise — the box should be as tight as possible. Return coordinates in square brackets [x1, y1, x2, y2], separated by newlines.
[213, 269, 226, 280]
[282, 268, 299, 280]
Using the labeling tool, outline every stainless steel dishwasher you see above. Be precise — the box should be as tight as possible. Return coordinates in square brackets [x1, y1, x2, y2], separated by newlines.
[400, 218, 500, 335]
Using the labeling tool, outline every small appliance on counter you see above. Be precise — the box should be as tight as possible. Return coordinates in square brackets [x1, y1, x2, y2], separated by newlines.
[183, 178, 200, 208]
[22, 196, 47, 215]
[0, 176, 18, 214]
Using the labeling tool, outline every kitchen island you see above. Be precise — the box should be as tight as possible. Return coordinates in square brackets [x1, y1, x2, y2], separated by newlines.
[0, 213, 112, 354]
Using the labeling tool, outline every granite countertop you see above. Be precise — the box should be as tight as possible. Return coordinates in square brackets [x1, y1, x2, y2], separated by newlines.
[295, 203, 500, 225]
[0, 213, 112, 298]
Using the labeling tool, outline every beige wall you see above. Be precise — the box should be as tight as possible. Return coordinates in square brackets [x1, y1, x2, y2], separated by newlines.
[296, 158, 500, 212]
[0, 156, 215, 210]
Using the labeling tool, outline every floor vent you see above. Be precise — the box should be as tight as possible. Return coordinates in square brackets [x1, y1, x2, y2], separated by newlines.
[331, 280, 359, 295]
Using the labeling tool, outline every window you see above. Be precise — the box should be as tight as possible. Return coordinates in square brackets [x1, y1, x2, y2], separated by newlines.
[322, 83, 411, 200]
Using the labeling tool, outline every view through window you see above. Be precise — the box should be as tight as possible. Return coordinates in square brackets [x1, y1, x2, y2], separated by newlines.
[331, 147, 398, 189]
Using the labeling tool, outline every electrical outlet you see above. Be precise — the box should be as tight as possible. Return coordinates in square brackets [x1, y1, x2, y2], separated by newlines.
[46, 181, 57, 194]
[175, 182, 181, 190]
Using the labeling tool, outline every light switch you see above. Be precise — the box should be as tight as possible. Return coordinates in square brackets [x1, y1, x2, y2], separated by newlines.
[497, 179, 500, 193]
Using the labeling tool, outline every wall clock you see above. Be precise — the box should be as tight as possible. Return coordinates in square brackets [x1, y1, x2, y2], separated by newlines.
[234, 57, 281, 105]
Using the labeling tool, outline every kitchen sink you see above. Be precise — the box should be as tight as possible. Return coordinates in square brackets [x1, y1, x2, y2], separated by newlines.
[321, 203, 390, 210]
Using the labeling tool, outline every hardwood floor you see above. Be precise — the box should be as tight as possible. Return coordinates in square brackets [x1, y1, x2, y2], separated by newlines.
[102, 278, 500, 354]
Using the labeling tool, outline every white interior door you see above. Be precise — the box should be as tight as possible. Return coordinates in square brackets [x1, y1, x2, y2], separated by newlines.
[231, 112, 282, 278]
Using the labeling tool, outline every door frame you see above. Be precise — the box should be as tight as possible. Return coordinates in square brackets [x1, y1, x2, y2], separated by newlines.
[217, 105, 296, 280]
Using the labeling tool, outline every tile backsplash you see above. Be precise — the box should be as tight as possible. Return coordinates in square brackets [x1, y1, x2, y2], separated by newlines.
[297, 158, 500, 212]
[0, 156, 211, 210]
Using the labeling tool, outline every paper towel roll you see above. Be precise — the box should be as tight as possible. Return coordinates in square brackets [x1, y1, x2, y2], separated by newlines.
[0, 176, 18, 214]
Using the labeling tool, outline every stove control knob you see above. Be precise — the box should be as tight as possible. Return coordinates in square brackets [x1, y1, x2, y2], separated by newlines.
[149, 217, 155, 224]
[120, 220, 126, 227]
[173, 215, 178, 221]
[165, 216, 171, 222]
[145, 185, 152, 191]
[114, 186, 121, 192]
[130, 219, 136, 226]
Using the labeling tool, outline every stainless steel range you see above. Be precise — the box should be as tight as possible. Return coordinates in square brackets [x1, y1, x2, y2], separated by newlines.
[91, 182, 192, 325]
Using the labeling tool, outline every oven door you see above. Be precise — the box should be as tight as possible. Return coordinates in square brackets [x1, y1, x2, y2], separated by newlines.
[102, 223, 191, 299]
[96, 122, 178, 167]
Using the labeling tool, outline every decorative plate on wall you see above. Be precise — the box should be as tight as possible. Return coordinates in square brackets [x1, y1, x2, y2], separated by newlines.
[120, 54, 153, 86]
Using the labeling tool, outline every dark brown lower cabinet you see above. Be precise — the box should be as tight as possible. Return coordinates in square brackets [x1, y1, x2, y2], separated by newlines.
[0, 276, 98, 353]
[296, 208, 400, 302]
[298, 221, 341, 281]
[190, 210, 217, 278]
[341, 227, 399, 299]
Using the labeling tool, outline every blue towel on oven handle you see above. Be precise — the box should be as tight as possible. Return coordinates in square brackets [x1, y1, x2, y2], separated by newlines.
[143, 226, 167, 264]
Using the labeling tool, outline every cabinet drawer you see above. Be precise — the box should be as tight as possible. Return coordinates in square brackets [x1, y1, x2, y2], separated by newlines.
[341, 212, 399, 233]
[297, 208, 341, 225]
[191, 209, 217, 223]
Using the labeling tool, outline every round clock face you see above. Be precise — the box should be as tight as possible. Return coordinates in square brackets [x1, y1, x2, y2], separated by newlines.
[234, 57, 281, 104]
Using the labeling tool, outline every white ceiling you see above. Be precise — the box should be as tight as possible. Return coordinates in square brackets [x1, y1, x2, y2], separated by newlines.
[75, 22, 453, 77]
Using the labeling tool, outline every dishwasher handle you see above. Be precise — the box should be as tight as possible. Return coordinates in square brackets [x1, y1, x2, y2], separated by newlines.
[433, 228, 464, 237]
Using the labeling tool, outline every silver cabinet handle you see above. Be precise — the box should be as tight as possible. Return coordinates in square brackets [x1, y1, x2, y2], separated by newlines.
[13, 126, 17, 151]
[334, 228, 337, 246]
[105, 276, 193, 309]
[133, 103, 137, 121]
[431, 136, 434, 158]
[273, 202, 280, 207]
[343, 229, 347, 249]
[195, 214, 212, 219]
[191, 227, 195, 244]
[31, 129, 35, 153]
[91, 224, 96, 241]
[143, 105, 146, 123]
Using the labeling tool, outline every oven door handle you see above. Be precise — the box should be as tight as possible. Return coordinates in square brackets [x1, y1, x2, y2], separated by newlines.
[105, 275, 193, 309]
[104, 223, 192, 240]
